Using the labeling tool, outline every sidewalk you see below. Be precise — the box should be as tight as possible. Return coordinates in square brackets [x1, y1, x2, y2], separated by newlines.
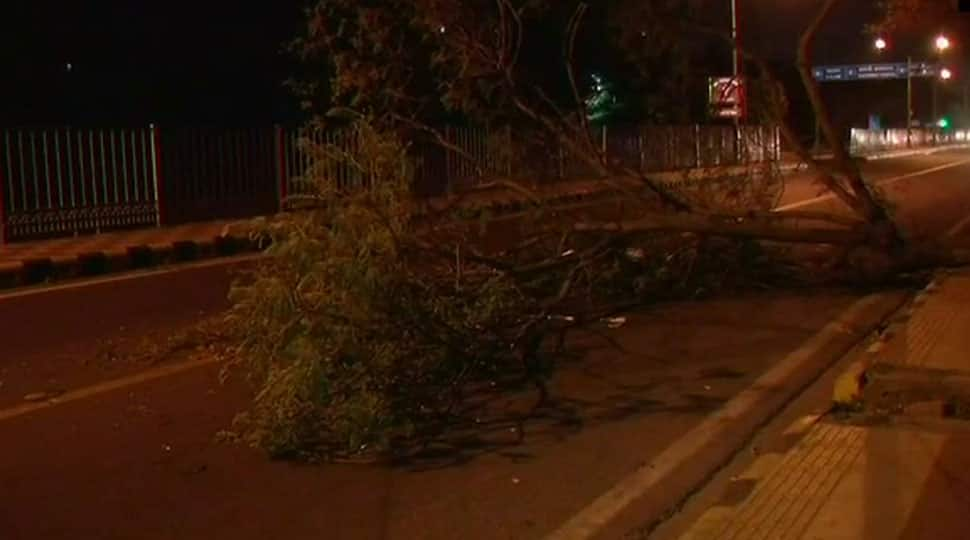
[675, 270, 970, 540]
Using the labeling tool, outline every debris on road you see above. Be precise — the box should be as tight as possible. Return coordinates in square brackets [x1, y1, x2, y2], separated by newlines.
[603, 316, 627, 329]
[625, 247, 645, 261]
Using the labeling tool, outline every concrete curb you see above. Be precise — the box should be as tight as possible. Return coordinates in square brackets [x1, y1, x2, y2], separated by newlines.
[545, 292, 908, 540]
[859, 144, 970, 161]
[831, 274, 945, 407]
[0, 235, 260, 291]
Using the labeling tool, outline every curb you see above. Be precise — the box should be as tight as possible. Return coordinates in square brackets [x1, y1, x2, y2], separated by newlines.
[831, 274, 945, 408]
[859, 144, 970, 161]
[0, 235, 261, 291]
[545, 292, 908, 540]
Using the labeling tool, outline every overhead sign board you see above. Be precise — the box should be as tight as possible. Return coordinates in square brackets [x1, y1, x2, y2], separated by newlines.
[813, 62, 940, 82]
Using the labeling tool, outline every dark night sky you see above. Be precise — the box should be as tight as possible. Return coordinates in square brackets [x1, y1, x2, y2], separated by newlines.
[0, 1, 305, 127]
[0, 1, 965, 129]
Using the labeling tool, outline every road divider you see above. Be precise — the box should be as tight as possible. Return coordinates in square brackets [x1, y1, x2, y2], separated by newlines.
[0, 235, 259, 291]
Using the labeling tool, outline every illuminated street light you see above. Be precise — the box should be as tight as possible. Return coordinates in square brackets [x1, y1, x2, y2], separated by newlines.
[875, 37, 888, 51]
[936, 34, 951, 52]
[941, 67, 953, 80]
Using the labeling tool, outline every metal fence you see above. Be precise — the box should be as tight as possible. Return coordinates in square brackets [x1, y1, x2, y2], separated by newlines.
[281, 124, 783, 197]
[849, 128, 970, 155]
[0, 127, 159, 240]
[159, 127, 279, 225]
[0, 123, 783, 242]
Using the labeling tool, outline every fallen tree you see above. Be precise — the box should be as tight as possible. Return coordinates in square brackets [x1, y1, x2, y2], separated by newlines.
[220, 0, 968, 460]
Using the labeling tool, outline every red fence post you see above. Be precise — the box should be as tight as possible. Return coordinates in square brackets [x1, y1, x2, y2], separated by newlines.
[149, 124, 166, 227]
[275, 125, 288, 213]
[0, 133, 7, 244]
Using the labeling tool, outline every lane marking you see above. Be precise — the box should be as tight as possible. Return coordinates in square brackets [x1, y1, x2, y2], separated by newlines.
[544, 294, 887, 540]
[776, 157, 970, 211]
[0, 356, 221, 422]
[0, 253, 265, 301]
[945, 212, 970, 238]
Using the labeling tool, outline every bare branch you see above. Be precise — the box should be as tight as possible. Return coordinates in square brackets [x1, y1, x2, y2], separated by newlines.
[574, 213, 864, 245]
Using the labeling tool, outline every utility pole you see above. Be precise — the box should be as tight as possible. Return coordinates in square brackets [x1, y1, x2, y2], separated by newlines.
[731, 0, 743, 160]
[907, 56, 913, 147]
[963, 82, 970, 127]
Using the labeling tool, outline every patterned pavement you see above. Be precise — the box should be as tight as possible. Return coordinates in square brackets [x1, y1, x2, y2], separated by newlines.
[676, 271, 970, 540]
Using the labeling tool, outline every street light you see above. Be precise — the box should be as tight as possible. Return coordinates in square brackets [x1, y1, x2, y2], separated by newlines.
[936, 35, 951, 52]
[933, 35, 951, 134]
[873, 36, 913, 141]
[876, 34, 956, 145]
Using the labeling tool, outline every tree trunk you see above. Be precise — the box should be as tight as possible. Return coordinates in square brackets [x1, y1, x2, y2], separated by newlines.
[574, 212, 864, 245]
[794, 0, 900, 241]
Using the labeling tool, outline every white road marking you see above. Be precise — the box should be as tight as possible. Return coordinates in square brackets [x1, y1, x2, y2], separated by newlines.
[945, 213, 970, 238]
[0, 355, 221, 422]
[776, 157, 970, 211]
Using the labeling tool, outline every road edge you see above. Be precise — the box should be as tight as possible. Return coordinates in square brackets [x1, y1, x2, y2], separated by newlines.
[544, 291, 910, 540]
[0, 235, 261, 290]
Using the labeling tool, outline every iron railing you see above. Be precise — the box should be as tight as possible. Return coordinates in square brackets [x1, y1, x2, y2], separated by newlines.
[0, 127, 159, 241]
[0, 123, 784, 243]
[849, 127, 970, 155]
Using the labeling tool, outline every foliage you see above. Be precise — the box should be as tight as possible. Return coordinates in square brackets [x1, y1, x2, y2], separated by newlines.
[874, 0, 960, 33]
[292, 0, 707, 126]
[222, 116, 814, 460]
[223, 120, 551, 459]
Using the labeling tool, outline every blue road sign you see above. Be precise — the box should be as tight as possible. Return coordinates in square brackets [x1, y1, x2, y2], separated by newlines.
[813, 62, 939, 82]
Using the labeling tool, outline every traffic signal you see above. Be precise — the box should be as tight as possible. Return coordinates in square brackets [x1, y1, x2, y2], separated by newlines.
[938, 117, 951, 129]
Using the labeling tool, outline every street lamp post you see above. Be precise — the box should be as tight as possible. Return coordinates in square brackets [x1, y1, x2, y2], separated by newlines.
[907, 55, 913, 146]
[730, 0, 743, 161]
[875, 34, 952, 147]
[933, 35, 951, 138]
[875, 38, 912, 146]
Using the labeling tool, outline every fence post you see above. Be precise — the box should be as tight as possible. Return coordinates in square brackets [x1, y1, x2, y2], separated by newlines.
[638, 128, 645, 173]
[274, 125, 288, 213]
[149, 124, 165, 227]
[558, 143, 565, 180]
[0, 132, 6, 244]
[505, 125, 513, 178]
[694, 124, 702, 168]
[776, 126, 781, 161]
[443, 126, 452, 193]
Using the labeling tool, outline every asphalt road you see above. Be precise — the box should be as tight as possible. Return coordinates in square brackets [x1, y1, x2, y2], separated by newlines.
[2, 151, 970, 540]
[0, 256, 261, 410]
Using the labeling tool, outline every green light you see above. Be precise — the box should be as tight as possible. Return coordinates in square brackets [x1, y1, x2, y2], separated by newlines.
[938, 117, 951, 129]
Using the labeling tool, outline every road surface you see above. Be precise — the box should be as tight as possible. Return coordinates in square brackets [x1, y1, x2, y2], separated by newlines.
[2, 151, 970, 540]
